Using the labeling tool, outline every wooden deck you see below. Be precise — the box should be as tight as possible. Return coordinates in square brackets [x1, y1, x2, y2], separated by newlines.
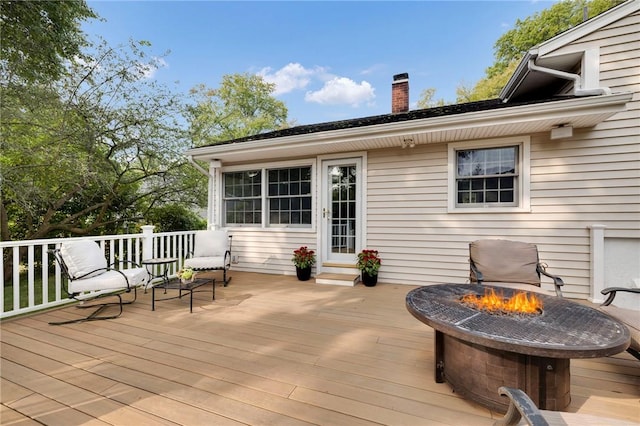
[2, 272, 639, 425]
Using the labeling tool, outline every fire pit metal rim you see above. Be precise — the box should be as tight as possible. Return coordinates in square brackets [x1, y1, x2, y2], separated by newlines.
[406, 283, 631, 359]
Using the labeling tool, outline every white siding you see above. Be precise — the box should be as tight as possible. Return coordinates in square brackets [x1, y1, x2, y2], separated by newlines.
[224, 10, 639, 299]
[364, 10, 640, 299]
[228, 229, 318, 276]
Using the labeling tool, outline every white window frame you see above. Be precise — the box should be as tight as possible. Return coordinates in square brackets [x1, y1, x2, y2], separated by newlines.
[447, 136, 531, 213]
[220, 159, 316, 231]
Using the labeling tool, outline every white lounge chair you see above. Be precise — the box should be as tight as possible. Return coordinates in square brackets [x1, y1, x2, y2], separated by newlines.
[184, 230, 232, 286]
[50, 239, 147, 325]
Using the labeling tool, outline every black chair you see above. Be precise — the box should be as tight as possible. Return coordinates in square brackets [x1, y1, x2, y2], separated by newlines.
[495, 386, 634, 425]
[469, 239, 564, 297]
[598, 287, 640, 360]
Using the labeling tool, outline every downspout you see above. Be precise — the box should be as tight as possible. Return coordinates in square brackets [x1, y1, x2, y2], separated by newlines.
[527, 56, 611, 96]
[187, 155, 211, 178]
[187, 156, 219, 229]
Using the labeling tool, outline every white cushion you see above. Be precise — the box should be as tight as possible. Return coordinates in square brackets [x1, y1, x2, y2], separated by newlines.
[184, 256, 225, 270]
[68, 267, 147, 294]
[60, 240, 108, 279]
[193, 230, 228, 257]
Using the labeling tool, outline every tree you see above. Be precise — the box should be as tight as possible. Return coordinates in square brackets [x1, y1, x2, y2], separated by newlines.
[0, 1, 97, 83]
[416, 88, 447, 109]
[1, 39, 197, 243]
[145, 205, 207, 232]
[186, 73, 289, 146]
[465, 0, 623, 100]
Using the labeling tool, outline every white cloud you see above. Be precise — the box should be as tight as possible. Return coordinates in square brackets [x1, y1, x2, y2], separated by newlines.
[137, 57, 168, 79]
[258, 63, 324, 95]
[305, 77, 375, 107]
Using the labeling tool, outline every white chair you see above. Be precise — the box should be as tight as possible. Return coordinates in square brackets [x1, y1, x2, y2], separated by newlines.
[184, 230, 232, 286]
[50, 240, 147, 325]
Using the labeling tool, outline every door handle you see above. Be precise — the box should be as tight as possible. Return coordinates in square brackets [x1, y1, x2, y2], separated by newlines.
[323, 208, 331, 218]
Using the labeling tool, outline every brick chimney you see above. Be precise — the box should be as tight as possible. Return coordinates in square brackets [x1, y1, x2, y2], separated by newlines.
[392, 73, 409, 114]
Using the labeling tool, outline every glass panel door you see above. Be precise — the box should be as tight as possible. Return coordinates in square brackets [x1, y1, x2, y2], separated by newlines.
[321, 159, 361, 265]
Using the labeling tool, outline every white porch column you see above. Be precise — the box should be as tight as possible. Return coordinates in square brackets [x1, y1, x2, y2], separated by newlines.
[208, 160, 221, 230]
[588, 224, 606, 304]
[141, 225, 155, 260]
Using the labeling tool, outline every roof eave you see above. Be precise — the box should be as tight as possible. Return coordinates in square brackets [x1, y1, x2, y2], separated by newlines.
[186, 93, 632, 164]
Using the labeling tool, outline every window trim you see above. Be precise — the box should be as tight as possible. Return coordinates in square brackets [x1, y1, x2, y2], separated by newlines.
[447, 137, 531, 213]
[220, 159, 316, 230]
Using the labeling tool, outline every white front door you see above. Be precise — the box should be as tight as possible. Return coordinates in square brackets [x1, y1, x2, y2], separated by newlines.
[320, 158, 362, 266]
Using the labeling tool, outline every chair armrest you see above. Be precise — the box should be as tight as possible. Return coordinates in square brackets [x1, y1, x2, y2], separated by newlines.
[537, 263, 564, 297]
[494, 386, 549, 426]
[470, 261, 484, 284]
[226, 235, 232, 268]
[111, 260, 143, 269]
[601, 287, 640, 306]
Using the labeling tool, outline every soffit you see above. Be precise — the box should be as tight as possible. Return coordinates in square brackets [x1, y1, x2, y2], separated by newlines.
[186, 93, 632, 165]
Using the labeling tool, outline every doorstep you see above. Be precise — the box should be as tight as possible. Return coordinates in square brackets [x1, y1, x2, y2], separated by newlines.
[315, 273, 360, 287]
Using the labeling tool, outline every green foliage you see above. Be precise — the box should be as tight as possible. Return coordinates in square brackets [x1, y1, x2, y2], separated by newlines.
[0, 0, 97, 83]
[186, 73, 289, 145]
[416, 88, 447, 109]
[456, 61, 520, 103]
[1, 39, 196, 241]
[465, 0, 623, 100]
[144, 204, 207, 232]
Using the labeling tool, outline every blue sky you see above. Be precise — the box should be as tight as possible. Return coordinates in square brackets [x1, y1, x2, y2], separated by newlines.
[84, 1, 557, 125]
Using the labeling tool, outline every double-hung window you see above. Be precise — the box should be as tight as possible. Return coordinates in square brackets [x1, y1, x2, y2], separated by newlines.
[267, 167, 312, 226]
[448, 137, 530, 212]
[223, 164, 313, 227]
[223, 170, 262, 225]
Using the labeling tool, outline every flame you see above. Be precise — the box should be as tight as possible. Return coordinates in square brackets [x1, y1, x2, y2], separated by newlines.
[461, 288, 543, 315]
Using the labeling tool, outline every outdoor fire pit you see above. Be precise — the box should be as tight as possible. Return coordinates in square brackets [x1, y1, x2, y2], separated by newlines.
[406, 284, 630, 412]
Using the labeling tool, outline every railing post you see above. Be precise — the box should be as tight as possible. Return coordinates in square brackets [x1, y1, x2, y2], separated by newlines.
[588, 224, 606, 304]
[141, 225, 155, 260]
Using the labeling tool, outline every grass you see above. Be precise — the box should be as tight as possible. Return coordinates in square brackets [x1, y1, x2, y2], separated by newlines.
[3, 270, 60, 313]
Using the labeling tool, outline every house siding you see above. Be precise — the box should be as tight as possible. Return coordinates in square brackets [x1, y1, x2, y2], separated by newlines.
[228, 229, 318, 275]
[364, 10, 640, 299]
[222, 8, 639, 300]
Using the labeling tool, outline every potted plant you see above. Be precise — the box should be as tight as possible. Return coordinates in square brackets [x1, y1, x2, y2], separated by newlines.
[177, 267, 196, 284]
[357, 249, 381, 287]
[292, 246, 315, 281]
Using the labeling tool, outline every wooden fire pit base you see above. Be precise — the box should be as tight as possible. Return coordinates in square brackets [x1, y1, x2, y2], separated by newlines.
[440, 333, 571, 413]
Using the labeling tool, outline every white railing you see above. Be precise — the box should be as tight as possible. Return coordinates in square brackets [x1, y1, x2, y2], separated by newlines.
[0, 226, 196, 319]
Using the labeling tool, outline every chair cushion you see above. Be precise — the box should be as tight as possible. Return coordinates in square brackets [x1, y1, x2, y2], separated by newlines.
[193, 230, 228, 257]
[60, 240, 108, 279]
[470, 239, 541, 286]
[184, 256, 226, 270]
[598, 305, 640, 353]
[68, 267, 147, 293]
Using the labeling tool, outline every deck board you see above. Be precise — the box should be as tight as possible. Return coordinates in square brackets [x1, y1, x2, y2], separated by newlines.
[2, 272, 638, 425]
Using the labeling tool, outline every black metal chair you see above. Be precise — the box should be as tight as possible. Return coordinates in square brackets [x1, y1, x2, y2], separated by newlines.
[469, 239, 564, 297]
[495, 386, 634, 425]
[184, 230, 232, 286]
[50, 240, 147, 325]
[598, 287, 640, 360]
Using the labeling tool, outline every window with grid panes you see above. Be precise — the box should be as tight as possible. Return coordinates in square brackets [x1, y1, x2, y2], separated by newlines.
[223, 171, 262, 225]
[456, 146, 518, 207]
[267, 166, 312, 226]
